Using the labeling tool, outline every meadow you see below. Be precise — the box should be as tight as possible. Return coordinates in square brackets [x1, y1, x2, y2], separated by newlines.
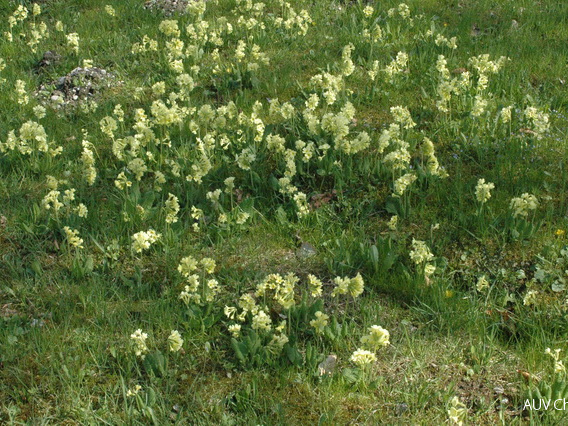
[1, 0, 568, 423]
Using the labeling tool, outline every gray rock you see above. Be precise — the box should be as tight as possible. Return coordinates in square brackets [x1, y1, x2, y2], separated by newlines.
[296, 242, 317, 258]
[36, 51, 61, 70]
[318, 355, 337, 376]
[36, 66, 119, 108]
[144, 0, 191, 15]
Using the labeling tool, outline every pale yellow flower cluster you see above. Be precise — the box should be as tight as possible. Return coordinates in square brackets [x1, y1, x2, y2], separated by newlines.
[130, 329, 149, 357]
[523, 290, 538, 306]
[475, 178, 495, 203]
[435, 34, 458, 49]
[272, 1, 313, 36]
[360, 325, 390, 350]
[476, 275, 489, 292]
[105, 5, 116, 17]
[545, 348, 566, 374]
[384, 52, 409, 81]
[178, 256, 219, 304]
[331, 273, 365, 298]
[307, 274, 323, 297]
[81, 141, 97, 185]
[434, 55, 471, 113]
[131, 229, 161, 253]
[448, 396, 467, 425]
[310, 311, 329, 334]
[15, 80, 29, 105]
[168, 330, 184, 352]
[66, 32, 80, 53]
[350, 349, 377, 367]
[409, 239, 434, 264]
[42, 183, 88, 220]
[409, 239, 436, 278]
[126, 385, 142, 397]
[131, 35, 158, 54]
[6, 4, 49, 49]
[255, 273, 299, 310]
[524, 106, 550, 138]
[422, 137, 447, 177]
[1, 121, 61, 157]
[393, 173, 417, 197]
[510, 193, 538, 218]
[164, 193, 180, 224]
[63, 226, 84, 249]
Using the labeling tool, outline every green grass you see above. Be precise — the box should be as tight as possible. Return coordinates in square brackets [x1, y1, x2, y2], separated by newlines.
[1, 0, 568, 424]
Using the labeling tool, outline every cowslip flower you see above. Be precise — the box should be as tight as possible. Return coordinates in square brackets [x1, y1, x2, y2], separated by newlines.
[114, 172, 132, 190]
[409, 239, 434, 265]
[66, 33, 80, 53]
[500, 106, 513, 123]
[393, 173, 417, 196]
[180, 285, 200, 305]
[251, 310, 272, 331]
[158, 20, 180, 37]
[524, 106, 549, 138]
[363, 5, 374, 17]
[510, 193, 538, 218]
[523, 290, 538, 306]
[131, 229, 161, 253]
[130, 329, 148, 357]
[127, 158, 147, 181]
[75, 203, 88, 218]
[331, 274, 364, 298]
[267, 334, 289, 354]
[201, 258, 216, 274]
[471, 94, 487, 117]
[42, 190, 63, 212]
[475, 179, 495, 203]
[448, 396, 467, 425]
[168, 330, 183, 352]
[390, 106, 416, 129]
[238, 294, 258, 316]
[310, 311, 329, 334]
[348, 273, 365, 297]
[205, 279, 220, 302]
[360, 325, 390, 350]
[307, 274, 323, 297]
[424, 263, 436, 277]
[100, 116, 118, 138]
[387, 215, 398, 231]
[33, 105, 46, 119]
[15, 80, 29, 105]
[476, 275, 489, 292]
[178, 256, 198, 277]
[350, 349, 377, 367]
[164, 193, 180, 224]
[235, 210, 250, 225]
[63, 226, 83, 249]
[228, 324, 241, 338]
[126, 385, 142, 397]
[81, 142, 97, 185]
[545, 348, 566, 374]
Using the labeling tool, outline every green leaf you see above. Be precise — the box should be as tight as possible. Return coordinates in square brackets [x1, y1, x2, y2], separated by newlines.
[342, 367, 361, 384]
[231, 338, 246, 363]
[285, 344, 303, 366]
[370, 244, 379, 273]
[143, 351, 167, 377]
